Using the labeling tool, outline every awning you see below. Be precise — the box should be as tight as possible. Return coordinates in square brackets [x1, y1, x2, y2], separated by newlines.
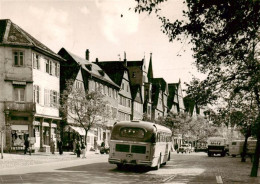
[87, 132, 96, 137]
[69, 126, 86, 136]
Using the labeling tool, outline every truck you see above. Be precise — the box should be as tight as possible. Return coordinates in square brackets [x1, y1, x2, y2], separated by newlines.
[207, 137, 227, 157]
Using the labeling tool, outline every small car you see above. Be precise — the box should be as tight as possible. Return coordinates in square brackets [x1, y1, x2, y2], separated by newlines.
[177, 144, 191, 154]
[100, 146, 110, 154]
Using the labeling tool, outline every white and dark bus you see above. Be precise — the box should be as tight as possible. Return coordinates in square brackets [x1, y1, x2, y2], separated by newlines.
[108, 121, 172, 170]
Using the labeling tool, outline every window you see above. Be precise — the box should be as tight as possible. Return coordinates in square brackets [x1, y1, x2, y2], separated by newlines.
[126, 85, 129, 92]
[108, 88, 111, 97]
[14, 51, 24, 66]
[120, 128, 145, 138]
[128, 99, 131, 108]
[103, 85, 106, 94]
[50, 60, 53, 75]
[33, 85, 40, 103]
[33, 53, 40, 69]
[14, 86, 25, 102]
[121, 83, 124, 90]
[44, 89, 50, 106]
[57, 63, 60, 77]
[50, 90, 58, 107]
[45, 59, 50, 73]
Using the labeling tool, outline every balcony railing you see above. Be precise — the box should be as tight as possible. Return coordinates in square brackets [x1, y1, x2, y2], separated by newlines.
[4, 101, 36, 112]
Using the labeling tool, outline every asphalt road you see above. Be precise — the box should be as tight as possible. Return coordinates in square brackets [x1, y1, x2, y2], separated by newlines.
[0, 152, 259, 184]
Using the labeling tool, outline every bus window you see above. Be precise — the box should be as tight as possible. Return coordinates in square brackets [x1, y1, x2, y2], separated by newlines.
[120, 127, 145, 138]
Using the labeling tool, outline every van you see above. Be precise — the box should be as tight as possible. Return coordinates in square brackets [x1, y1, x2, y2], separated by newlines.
[229, 140, 244, 157]
[229, 138, 256, 157]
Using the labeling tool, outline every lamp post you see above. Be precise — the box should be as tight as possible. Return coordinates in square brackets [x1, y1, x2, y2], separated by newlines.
[1, 126, 5, 159]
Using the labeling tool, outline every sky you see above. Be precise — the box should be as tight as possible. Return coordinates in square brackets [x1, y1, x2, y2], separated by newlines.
[0, 0, 205, 90]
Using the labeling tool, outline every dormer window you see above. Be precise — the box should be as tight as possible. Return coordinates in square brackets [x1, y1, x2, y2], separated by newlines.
[98, 70, 105, 76]
[85, 64, 92, 71]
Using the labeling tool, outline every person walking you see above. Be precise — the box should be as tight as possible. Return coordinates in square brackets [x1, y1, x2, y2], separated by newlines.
[24, 139, 30, 155]
[50, 138, 55, 154]
[58, 139, 63, 155]
[81, 142, 86, 158]
[75, 140, 81, 158]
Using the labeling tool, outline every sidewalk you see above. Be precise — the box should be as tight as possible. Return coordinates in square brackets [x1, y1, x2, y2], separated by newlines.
[0, 151, 104, 171]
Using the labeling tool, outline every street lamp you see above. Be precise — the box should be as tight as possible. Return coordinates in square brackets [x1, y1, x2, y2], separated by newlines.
[0, 126, 5, 159]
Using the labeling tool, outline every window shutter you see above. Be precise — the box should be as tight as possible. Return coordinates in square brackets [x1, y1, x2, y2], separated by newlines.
[57, 63, 60, 77]
[38, 86, 41, 104]
[50, 90, 53, 106]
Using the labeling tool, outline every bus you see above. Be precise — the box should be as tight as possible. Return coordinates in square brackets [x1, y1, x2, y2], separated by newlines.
[108, 121, 172, 170]
[207, 137, 227, 157]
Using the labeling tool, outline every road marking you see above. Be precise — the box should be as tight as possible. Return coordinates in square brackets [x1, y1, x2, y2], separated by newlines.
[216, 175, 223, 184]
[163, 175, 176, 182]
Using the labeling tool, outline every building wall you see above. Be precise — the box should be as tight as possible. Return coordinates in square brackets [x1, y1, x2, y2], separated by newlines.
[0, 46, 34, 149]
[32, 50, 60, 117]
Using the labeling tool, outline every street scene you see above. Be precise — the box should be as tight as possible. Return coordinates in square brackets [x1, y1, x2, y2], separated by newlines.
[0, 151, 259, 183]
[0, 0, 260, 183]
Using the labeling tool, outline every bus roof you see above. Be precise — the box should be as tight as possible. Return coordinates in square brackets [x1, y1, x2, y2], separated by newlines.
[113, 121, 172, 134]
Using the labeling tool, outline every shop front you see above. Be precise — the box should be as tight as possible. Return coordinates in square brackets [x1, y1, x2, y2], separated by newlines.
[33, 117, 59, 152]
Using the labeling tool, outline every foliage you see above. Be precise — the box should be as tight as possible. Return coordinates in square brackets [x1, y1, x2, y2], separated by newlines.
[160, 112, 218, 143]
[60, 79, 108, 143]
[135, 0, 260, 177]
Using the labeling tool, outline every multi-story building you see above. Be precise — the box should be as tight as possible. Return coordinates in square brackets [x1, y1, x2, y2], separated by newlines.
[0, 19, 64, 152]
[152, 78, 169, 118]
[130, 85, 143, 120]
[144, 54, 154, 121]
[58, 48, 119, 150]
[168, 81, 185, 114]
[94, 59, 133, 121]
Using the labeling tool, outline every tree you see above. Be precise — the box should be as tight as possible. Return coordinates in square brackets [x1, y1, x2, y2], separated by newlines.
[60, 79, 108, 146]
[161, 111, 218, 147]
[135, 0, 260, 177]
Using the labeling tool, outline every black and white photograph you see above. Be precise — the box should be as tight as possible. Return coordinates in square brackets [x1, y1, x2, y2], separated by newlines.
[0, 0, 260, 183]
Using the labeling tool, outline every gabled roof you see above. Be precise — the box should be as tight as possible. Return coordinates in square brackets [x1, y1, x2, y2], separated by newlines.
[183, 96, 197, 116]
[131, 85, 142, 104]
[147, 53, 153, 82]
[0, 19, 63, 61]
[152, 78, 167, 93]
[125, 60, 144, 67]
[59, 48, 119, 88]
[94, 61, 128, 86]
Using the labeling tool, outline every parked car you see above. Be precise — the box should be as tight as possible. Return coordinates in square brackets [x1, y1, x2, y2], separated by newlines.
[100, 145, 110, 154]
[177, 144, 192, 154]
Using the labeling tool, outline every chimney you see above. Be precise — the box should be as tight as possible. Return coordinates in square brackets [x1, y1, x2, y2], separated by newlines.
[85, 49, 90, 61]
[124, 51, 127, 66]
[95, 58, 99, 62]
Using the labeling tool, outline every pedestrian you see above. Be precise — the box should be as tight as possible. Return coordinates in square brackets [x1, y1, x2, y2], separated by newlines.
[73, 139, 76, 154]
[81, 142, 86, 159]
[24, 139, 30, 155]
[75, 140, 81, 158]
[50, 138, 55, 154]
[58, 139, 63, 155]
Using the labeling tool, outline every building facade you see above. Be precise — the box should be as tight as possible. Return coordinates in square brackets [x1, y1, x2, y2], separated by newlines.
[58, 48, 120, 150]
[0, 19, 63, 152]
